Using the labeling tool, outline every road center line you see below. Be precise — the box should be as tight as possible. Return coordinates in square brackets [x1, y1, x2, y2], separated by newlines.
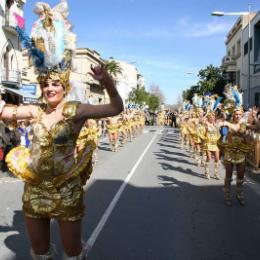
[85, 132, 158, 255]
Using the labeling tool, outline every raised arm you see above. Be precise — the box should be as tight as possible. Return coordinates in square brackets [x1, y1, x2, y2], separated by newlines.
[75, 65, 124, 120]
[0, 96, 39, 121]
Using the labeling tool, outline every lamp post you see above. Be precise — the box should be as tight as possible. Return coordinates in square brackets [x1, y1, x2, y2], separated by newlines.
[212, 5, 252, 108]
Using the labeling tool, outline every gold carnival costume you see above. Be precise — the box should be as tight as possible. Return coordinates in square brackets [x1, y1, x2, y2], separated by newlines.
[6, 102, 95, 221]
[221, 123, 251, 165]
[4, 0, 98, 223]
[203, 119, 221, 179]
[106, 123, 119, 134]
[219, 106, 251, 207]
[204, 124, 220, 152]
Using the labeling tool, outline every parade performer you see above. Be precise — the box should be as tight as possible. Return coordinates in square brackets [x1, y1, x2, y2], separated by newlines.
[179, 113, 189, 149]
[223, 84, 243, 118]
[219, 108, 251, 206]
[125, 109, 134, 142]
[2, 1, 123, 259]
[245, 107, 260, 172]
[187, 110, 197, 156]
[203, 112, 221, 179]
[106, 116, 120, 152]
[82, 119, 100, 164]
[130, 111, 138, 138]
[192, 108, 206, 167]
[118, 113, 128, 146]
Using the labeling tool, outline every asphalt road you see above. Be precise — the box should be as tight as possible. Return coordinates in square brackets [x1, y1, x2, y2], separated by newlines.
[1, 126, 260, 260]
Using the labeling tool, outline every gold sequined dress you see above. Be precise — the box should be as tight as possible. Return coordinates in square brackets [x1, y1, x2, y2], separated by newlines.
[222, 123, 252, 165]
[6, 102, 95, 221]
[193, 122, 205, 145]
[204, 123, 220, 152]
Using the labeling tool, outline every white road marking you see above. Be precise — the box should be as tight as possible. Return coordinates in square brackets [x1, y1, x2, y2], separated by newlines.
[0, 179, 21, 184]
[85, 133, 158, 255]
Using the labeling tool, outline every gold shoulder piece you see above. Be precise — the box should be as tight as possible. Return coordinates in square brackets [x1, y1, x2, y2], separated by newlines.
[62, 101, 81, 120]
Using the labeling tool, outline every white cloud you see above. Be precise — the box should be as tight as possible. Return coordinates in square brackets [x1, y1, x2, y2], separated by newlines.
[98, 17, 234, 40]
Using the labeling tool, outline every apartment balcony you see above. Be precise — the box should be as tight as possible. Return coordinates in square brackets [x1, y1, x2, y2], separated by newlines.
[1, 70, 21, 85]
[222, 56, 237, 72]
[2, 11, 24, 34]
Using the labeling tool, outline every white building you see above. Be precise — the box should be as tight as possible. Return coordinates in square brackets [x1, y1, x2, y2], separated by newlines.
[0, 0, 32, 104]
[22, 47, 108, 104]
[115, 60, 145, 105]
[241, 11, 260, 107]
[72, 48, 106, 104]
[222, 14, 255, 89]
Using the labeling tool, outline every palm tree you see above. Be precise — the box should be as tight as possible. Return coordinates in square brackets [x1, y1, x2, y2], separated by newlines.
[104, 60, 122, 78]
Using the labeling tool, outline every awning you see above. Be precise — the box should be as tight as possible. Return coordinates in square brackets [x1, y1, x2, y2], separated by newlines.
[5, 87, 39, 104]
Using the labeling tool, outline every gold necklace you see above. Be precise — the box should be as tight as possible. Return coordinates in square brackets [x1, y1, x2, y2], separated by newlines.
[46, 101, 65, 113]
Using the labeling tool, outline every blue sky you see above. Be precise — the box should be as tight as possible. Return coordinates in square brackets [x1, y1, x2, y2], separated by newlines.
[24, 0, 260, 104]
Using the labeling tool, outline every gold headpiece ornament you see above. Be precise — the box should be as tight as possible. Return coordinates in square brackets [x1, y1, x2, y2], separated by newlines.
[16, 1, 76, 95]
[233, 106, 244, 113]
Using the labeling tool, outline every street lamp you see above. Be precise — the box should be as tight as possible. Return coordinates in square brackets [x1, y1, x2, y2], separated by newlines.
[211, 5, 252, 108]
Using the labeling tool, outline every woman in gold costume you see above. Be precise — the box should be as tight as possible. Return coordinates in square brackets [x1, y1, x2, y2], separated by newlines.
[220, 108, 251, 206]
[123, 109, 130, 142]
[192, 108, 206, 166]
[203, 112, 221, 179]
[106, 116, 120, 151]
[118, 112, 128, 146]
[2, 66, 123, 259]
[2, 1, 123, 259]
[187, 111, 197, 156]
[179, 113, 189, 149]
[82, 119, 100, 164]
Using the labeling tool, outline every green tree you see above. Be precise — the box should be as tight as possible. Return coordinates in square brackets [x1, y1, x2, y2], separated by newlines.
[147, 94, 160, 111]
[182, 85, 200, 101]
[128, 86, 149, 105]
[198, 64, 226, 96]
[104, 60, 122, 77]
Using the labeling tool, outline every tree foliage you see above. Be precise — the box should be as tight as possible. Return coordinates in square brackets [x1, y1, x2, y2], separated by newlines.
[198, 64, 226, 96]
[148, 94, 160, 111]
[183, 64, 227, 101]
[182, 85, 200, 101]
[128, 86, 149, 105]
[104, 60, 122, 77]
[128, 86, 160, 111]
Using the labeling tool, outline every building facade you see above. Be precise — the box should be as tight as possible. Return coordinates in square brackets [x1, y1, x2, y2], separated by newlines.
[0, 0, 30, 104]
[72, 48, 106, 104]
[222, 14, 255, 90]
[22, 47, 107, 104]
[241, 11, 260, 107]
[115, 61, 145, 105]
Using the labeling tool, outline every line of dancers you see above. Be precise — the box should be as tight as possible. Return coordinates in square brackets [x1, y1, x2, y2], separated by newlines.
[178, 90, 260, 207]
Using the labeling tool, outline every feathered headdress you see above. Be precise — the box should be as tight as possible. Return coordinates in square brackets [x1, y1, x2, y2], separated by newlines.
[16, 0, 76, 93]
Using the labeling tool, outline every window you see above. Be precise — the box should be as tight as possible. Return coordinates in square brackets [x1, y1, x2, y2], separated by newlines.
[232, 45, 235, 56]
[244, 41, 248, 55]
[237, 39, 241, 56]
[254, 20, 260, 73]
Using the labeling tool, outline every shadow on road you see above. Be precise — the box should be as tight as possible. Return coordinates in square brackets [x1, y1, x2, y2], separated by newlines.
[154, 152, 198, 167]
[83, 177, 260, 260]
[2, 177, 260, 260]
[0, 210, 30, 259]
